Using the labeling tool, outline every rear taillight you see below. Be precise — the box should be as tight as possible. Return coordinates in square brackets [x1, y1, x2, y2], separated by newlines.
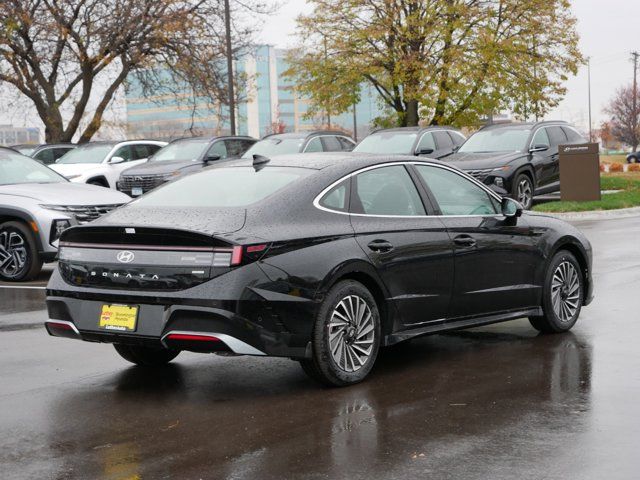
[213, 244, 269, 267]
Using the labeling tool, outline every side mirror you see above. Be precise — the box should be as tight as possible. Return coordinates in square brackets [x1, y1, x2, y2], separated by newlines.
[501, 197, 523, 217]
[109, 156, 126, 164]
[204, 154, 221, 164]
[416, 148, 434, 155]
[529, 144, 549, 153]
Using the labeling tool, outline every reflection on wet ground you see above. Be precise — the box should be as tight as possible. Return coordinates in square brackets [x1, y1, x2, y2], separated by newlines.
[0, 217, 638, 479]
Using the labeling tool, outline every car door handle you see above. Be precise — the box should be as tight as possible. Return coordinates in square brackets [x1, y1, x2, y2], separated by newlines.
[367, 240, 394, 253]
[453, 235, 477, 248]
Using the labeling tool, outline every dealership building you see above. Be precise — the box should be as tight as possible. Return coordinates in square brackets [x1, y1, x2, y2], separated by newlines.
[125, 45, 386, 141]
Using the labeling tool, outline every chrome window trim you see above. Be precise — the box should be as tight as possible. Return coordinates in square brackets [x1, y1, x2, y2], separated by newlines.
[313, 160, 503, 218]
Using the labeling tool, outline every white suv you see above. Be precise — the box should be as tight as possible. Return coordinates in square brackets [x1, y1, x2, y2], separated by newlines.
[50, 140, 167, 188]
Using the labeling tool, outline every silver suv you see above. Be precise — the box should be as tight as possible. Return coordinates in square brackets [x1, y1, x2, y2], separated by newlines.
[0, 149, 130, 281]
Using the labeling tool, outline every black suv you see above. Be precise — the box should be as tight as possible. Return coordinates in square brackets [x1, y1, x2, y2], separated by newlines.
[241, 131, 355, 158]
[353, 126, 466, 159]
[117, 136, 256, 196]
[443, 121, 586, 209]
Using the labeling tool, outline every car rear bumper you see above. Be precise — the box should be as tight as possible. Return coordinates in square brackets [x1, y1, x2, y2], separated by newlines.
[45, 266, 318, 359]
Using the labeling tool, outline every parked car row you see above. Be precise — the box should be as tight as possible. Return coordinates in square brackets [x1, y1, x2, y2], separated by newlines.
[1, 120, 587, 281]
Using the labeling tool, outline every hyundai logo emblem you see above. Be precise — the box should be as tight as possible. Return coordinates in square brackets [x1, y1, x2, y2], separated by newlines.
[116, 250, 135, 263]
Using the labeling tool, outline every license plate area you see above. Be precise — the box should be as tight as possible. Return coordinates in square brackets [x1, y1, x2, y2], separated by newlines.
[131, 187, 143, 196]
[99, 304, 139, 332]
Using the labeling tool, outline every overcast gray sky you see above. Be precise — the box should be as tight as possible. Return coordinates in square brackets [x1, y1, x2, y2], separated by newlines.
[258, 0, 640, 134]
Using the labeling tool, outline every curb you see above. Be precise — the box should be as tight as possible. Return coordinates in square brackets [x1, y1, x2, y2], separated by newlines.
[539, 205, 640, 222]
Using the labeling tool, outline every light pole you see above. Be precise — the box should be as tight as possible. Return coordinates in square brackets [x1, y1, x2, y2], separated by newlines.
[224, 0, 236, 135]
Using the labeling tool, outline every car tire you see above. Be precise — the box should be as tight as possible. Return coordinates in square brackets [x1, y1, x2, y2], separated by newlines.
[513, 172, 533, 210]
[114, 344, 180, 366]
[299, 280, 381, 387]
[529, 250, 584, 333]
[628, 156, 638, 164]
[0, 221, 43, 282]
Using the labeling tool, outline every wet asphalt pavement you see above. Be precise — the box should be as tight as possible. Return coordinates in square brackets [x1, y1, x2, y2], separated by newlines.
[1, 216, 639, 480]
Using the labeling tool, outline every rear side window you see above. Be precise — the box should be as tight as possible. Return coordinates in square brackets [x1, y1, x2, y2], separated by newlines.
[562, 127, 585, 143]
[224, 139, 252, 157]
[547, 127, 568, 148]
[433, 131, 453, 149]
[337, 137, 355, 151]
[352, 165, 425, 216]
[321, 136, 342, 152]
[448, 131, 466, 147]
[319, 180, 349, 211]
[132, 144, 154, 160]
[134, 167, 312, 207]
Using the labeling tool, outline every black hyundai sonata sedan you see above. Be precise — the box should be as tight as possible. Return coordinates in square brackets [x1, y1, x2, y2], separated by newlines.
[45, 153, 593, 386]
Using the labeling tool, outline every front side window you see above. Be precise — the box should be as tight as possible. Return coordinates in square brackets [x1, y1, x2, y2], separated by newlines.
[353, 165, 425, 216]
[33, 148, 55, 164]
[531, 128, 550, 148]
[449, 131, 466, 147]
[416, 165, 497, 216]
[337, 137, 355, 151]
[304, 137, 323, 152]
[321, 136, 342, 152]
[207, 141, 228, 159]
[416, 132, 436, 152]
[0, 151, 67, 185]
[133, 166, 311, 208]
[112, 145, 133, 161]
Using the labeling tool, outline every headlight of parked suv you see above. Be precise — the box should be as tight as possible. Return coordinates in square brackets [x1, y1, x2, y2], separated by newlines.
[50, 219, 71, 242]
[162, 171, 181, 180]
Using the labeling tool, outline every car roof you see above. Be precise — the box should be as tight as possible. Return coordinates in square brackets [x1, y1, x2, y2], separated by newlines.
[170, 135, 256, 143]
[479, 120, 569, 131]
[221, 152, 439, 172]
[262, 130, 352, 140]
[371, 126, 461, 134]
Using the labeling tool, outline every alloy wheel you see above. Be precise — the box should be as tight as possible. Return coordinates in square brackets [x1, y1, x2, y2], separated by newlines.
[517, 177, 533, 208]
[551, 261, 581, 323]
[327, 295, 375, 373]
[0, 229, 28, 278]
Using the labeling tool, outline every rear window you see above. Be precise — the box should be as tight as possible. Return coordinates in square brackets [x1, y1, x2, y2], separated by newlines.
[133, 166, 312, 207]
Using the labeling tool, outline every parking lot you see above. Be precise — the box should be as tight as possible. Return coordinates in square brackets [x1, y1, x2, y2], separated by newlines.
[0, 215, 637, 480]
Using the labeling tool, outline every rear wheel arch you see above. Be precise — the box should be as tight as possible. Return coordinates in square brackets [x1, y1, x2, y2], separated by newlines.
[324, 268, 392, 337]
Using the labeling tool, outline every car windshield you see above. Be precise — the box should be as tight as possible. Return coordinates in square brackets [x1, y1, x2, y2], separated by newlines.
[241, 138, 304, 158]
[0, 151, 67, 185]
[353, 132, 418, 154]
[458, 128, 531, 153]
[133, 166, 311, 207]
[150, 138, 211, 162]
[56, 143, 114, 164]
